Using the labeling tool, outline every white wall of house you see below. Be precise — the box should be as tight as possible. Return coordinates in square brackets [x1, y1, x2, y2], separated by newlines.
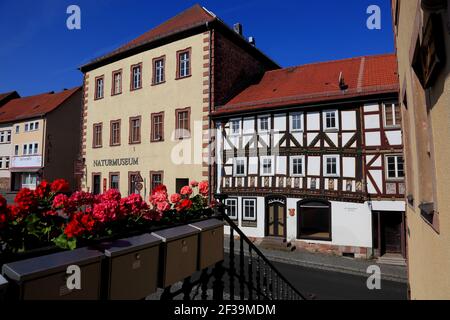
[0, 124, 13, 179]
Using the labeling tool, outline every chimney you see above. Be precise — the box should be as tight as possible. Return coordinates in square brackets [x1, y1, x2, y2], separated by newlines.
[248, 36, 256, 46]
[233, 23, 243, 36]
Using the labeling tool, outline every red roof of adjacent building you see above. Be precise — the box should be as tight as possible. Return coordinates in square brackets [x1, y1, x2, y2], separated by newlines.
[0, 87, 81, 123]
[213, 54, 399, 116]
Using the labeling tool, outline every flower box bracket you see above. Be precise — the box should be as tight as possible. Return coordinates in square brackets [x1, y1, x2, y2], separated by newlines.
[100, 233, 162, 300]
[189, 219, 225, 270]
[151, 224, 200, 288]
[1, 247, 104, 300]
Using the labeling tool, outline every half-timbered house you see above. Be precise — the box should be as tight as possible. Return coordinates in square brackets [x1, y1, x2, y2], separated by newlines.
[212, 54, 405, 260]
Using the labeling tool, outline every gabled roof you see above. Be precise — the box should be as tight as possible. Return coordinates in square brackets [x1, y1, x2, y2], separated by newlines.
[0, 91, 20, 106]
[213, 54, 399, 116]
[80, 4, 278, 72]
[0, 87, 81, 124]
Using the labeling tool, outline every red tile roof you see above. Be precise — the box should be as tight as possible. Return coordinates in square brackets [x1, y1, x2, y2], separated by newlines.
[0, 87, 81, 124]
[213, 54, 399, 116]
[80, 4, 278, 72]
[81, 4, 216, 70]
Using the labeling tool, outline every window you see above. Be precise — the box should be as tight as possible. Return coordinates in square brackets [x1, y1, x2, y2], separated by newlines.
[93, 123, 102, 148]
[225, 198, 238, 220]
[35, 122, 39, 130]
[291, 113, 303, 131]
[30, 123, 34, 131]
[95, 76, 104, 99]
[260, 156, 274, 176]
[386, 155, 405, 180]
[150, 171, 164, 192]
[5, 157, 9, 169]
[23, 144, 27, 155]
[110, 173, 120, 190]
[0, 131, 4, 143]
[14, 145, 18, 156]
[0, 158, 3, 169]
[33, 143, 38, 154]
[324, 155, 339, 176]
[25, 124, 29, 132]
[290, 156, 304, 176]
[176, 178, 189, 193]
[151, 112, 164, 142]
[230, 119, 241, 135]
[298, 200, 331, 241]
[131, 64, 142, 90]
[153, 57, 165, 84]
[242, 199, 256, 221]
[259, 116, 270, 132]
[175, 108, 190, 139]
[324, 110, 338, 130]
[128, 172, 141, 195]
[110, 120, 121, 146]
[15, 126, 19, 133]
[92, 173, 101, 195]
[234, 158, 246, 177]
[177, 49, 191, 78]
[112, 70, 122, 95]
[384, 102, 401, 127]
[129, 116, 141, 144]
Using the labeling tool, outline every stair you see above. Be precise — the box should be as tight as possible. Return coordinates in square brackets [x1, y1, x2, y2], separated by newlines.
[377, 253, 407, 266]
[259, 237, 296, 252]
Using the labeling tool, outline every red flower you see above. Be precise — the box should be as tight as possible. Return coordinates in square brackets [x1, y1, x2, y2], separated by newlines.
[190, 180, 199, 187]
[180, 186, 193, 196]
[175, 199, 193, 212]
[119, 194, 148, 217]
[15, 188, 37, 212]
[51, 179, 70, 193]
[64, 211, 95, 239]
[170, 193, 182, 204]
[149, 184, 168, 206]
[156, 201, 171, 213]
[0, 194, 7, 212]
[198, 181, 209, 196]
[35, 180, 51, 198]
[52, 193, 69, 209]
[69, 191, 95, 207]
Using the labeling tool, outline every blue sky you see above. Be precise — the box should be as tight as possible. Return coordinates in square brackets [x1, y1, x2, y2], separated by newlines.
[0, 0, 394, 96]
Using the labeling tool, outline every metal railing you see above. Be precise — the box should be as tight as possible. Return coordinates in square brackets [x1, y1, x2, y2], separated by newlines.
[156, 200, 306, 300]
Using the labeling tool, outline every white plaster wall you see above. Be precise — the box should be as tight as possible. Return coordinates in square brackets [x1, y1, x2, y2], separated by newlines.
[341, 111, 356, 130]
[369, 200, 406, 212]
[274, 113, 286, 131]
[306, 112, 320, 131]
[224, 196, 266, 238]
[365, 132, 381, 146]
[385, 130, 402, 145]
[364, 114, 380, 129]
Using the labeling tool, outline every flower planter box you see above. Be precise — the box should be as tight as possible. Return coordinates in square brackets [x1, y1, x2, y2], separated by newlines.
[0, 274, 7, 301]
[189, 219, 225, 270]
[152, 225, 200, 288]
[100, 233, 161, 300]
[1, 247, 104, 300]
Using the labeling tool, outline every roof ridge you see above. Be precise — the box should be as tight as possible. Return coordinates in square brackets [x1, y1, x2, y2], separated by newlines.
[266, 53, 396, 74]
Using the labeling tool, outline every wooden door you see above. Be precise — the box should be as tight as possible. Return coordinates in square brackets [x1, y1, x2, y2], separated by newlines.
[266, 199, 286, 238]
[382, 212, 403, 254]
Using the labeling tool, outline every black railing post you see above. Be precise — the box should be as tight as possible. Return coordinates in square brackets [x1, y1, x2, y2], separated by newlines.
[182, 276, 192, 300]
[248, 246, 253, 301]
[229, 228, 235, 300]
[200, 269, 209, 300]
[239, 237, 245, 300]
[212, 261, 225, 300]
[256, 256, 262, 300]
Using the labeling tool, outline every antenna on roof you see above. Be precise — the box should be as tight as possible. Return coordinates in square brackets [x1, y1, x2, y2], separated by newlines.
[339, 72, 348, 91]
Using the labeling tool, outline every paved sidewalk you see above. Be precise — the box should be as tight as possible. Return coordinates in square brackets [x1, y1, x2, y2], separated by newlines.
[224, 236, 407, 283]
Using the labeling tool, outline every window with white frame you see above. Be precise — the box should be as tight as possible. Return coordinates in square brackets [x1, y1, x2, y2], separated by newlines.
[260, 156, 274, 176]
[7, 131, 11, 142]
[259, 116, 270, 132]
[24, 121, 39, 132]
[15, 125, 19, 133]
[178, 51, 191, 78]
[324, 155, 339, 176]
[14, 145, 18, 156]
[324, 110, 338, 130]
[5, 157, 9, 169]
[386, 155, 404, 180]
[131, 64, 142, 90]
[291, 112, 303, 131]
[384, 102, 401, 127]
[242, 198, 256, 221]
[225, 198, 238, 220]
[95, 76, 104, 99]
[290, 156, 305, 176]
[233, 158, 246, 176]
[230, 119, 241, 135]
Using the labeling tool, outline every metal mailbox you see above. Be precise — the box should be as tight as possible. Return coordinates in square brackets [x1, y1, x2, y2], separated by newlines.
[2, 247, 104, 300]
[152, 225, 199, 288]
[0, 274, 8, 301]
[189, 219, 225, 270]
[101, 233, 162, 300]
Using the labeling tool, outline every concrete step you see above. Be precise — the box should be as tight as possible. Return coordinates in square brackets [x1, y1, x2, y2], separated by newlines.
[259, 237, 296, 252]
[377, 254, 407, 266]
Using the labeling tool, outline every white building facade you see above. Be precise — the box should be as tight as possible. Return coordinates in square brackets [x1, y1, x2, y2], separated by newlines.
[212, 55, 405, 259]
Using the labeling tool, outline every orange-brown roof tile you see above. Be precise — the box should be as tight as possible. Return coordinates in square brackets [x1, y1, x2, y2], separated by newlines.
[213, 54, 399, 115]
[0, 87, 81, 123]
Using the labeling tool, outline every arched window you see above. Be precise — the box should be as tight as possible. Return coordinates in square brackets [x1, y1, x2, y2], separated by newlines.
[297, 200, 332, 241]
